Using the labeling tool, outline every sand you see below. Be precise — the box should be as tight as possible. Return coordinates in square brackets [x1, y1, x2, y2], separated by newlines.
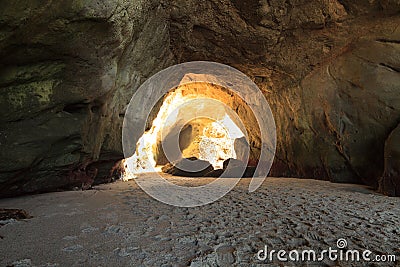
[0, 175, 399, 266]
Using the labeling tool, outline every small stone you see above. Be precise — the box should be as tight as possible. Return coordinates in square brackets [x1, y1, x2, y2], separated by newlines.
[105, 225, 123, 234]
[11, 259, 32, 267]
[216, 245, 236, 266]
[158, 215, 170, 221]
[62, 245, 83, 252]
[81, 226, 99, 233]
[117, 247, 139, 257]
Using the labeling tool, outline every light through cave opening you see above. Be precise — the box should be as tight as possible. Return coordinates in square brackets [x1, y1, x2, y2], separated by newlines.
[122, 82, 248, 180]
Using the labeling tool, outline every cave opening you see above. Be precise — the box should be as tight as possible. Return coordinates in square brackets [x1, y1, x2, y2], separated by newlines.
[122, 81, 262, 179]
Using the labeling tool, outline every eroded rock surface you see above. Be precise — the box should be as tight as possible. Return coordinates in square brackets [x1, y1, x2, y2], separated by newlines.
[0, 0, 399, 195]
[380, 123, 400, 196]
[162, 157, 214, 177]
[0, 0, 174, 196]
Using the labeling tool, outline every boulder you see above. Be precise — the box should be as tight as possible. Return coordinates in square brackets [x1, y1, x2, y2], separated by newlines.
[204, 158, 256, 178]
[380, 124, 400, 196]
[162, 157, 214, 177]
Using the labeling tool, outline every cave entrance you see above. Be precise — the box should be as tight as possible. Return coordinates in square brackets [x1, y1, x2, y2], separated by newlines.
[157, 116, 243, 169]
[122, 79, 261, 179]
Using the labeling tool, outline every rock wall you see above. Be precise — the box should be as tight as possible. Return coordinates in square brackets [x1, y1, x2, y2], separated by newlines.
[167, 0, 400, 192]
[0, 0, 174, 196]
[0, 0, 399, 196]
[380, 123, 400, 196]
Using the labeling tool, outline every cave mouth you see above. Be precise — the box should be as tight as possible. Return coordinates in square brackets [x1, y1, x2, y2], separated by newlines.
[122, 81, 260, 180]
[157, 116, 244, 169]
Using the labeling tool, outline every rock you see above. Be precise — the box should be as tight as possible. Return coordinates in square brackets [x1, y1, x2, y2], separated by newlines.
[222, 158, 245, 170]
[10, 259, 32, 267]
[0, 209, 31, 221]
[284, 38, 400, 187]
[380, 123, 400, 196]
[116, 247, 139, 257]
[1, 0, 400, 195]
[62, 236, 77, 241]
[221, 158, 247, 178]
[62, 245, 83, 252]
[204, 169, 225, 178]
[206, 158, 256, 178]
[234, 137, 249, 163]
[215, 245, 236, 266]
[167, 0, 400, 190]
[162, 157, 214, 177]
[0, 0, 174, 196]
[104, 225, 124, 234]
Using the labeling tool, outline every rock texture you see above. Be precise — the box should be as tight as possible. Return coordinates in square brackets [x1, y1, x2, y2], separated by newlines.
[162, 157, 214, 177]
[162, 157, 256, 178]
[0, 0, 399, 196]
[0, 0, 174, 196]
[167, 0, 400, 191]
[380, 123, 400, 196]
[0, 208, 31, 221]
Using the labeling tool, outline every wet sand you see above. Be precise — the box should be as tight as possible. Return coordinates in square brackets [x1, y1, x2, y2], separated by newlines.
[0, 175, 399, 266]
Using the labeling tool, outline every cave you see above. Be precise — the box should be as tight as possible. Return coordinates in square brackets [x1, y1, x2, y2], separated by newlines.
[0, 1, 400, 266]
[0, 0, 399, 198]
[122, 78, 263, 179]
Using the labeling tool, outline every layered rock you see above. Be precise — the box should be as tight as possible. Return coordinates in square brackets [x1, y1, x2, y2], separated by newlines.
[167, 0, 400, 193]
[0, 0, 174, 196]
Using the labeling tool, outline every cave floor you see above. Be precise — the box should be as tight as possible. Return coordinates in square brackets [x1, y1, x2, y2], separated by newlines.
[0, 176, 399, 266]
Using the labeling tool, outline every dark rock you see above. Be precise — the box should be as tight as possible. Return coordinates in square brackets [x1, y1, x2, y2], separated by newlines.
[221, 158, 247, 178]
[0, 209, 31, 221]
[223, 158, 256, 178]
[216, 244, 236, 266]
[204, 158, 256, 178]
[0, 1, 173, 196]
[223, 158, 245, 170]
[380, 124, 400, 196]
[162, 157, 214, 177]
[204, 169, 225, 178]
[234, 137, 249, 163]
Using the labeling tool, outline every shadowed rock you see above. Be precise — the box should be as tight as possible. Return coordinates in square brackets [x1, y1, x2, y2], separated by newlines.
[204, 158, 256, 178]
[0, 209, 31, 221]
[380, 124, 400, 196]
[162, 157, 214, 177]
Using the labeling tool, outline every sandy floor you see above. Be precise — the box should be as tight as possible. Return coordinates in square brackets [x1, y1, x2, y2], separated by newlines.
[0, 175, 399, 267]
